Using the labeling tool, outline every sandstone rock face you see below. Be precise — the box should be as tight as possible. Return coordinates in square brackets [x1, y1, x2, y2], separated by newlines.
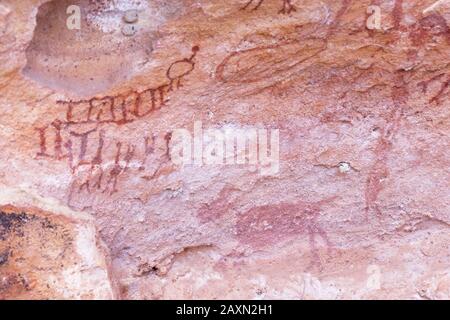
[0, 187, 117, 299]
[0, 0, 449, 299]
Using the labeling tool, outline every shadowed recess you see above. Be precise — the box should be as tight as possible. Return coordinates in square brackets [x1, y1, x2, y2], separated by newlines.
[23, 0, 166, 97]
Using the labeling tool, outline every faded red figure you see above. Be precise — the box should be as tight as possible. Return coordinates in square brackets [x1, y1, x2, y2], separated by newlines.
[236, 197, 337, 269]
[241, 0, 296, 14]
[166, 46, 200, 91]
[197, 185, 336, 269]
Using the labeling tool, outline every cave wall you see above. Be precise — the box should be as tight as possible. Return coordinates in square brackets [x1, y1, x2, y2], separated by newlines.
[0, 0, 449, 299]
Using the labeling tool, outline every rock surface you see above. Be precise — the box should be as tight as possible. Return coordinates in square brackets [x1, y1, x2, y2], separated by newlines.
[0, 0, 449, 299]
[0, 186, 117, 299]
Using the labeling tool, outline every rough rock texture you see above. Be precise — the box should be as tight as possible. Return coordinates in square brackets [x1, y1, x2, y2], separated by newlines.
[0, 187, 117, 299]
[0, 0, 449, 299]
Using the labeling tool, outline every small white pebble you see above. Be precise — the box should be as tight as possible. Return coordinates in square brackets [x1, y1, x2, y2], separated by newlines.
[123, 10, 139, 24]
[338, 162, 351, 173]
[122, 24, 137, 36]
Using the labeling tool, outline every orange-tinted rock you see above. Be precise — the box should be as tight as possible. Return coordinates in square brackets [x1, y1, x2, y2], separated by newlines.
[0, 0, 449, 299]
[0, 188, 117, 299]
